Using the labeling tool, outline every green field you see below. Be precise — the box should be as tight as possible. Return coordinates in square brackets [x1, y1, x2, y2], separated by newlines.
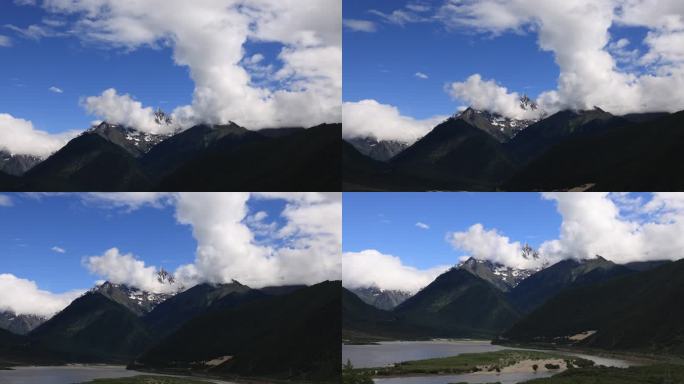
[522, 364, 684, 383]
[80, 375, 212, 384]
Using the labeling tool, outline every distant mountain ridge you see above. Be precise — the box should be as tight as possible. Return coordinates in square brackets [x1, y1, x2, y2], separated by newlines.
[348, 286, 412, 310]
[344, 107, 680, 191]
[8, 121, 340, 191]
[0, 311, 46, 335]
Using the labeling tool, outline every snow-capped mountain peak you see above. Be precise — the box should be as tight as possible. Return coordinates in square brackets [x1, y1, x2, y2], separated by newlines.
[458, 257, 535, 291]
[92, 276, 177, 316]
[455, 96, 545, 142]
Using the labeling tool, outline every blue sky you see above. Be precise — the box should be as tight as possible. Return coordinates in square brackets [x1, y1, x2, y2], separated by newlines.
[343, 0, 653, 119]
[343, 192, 562, 270]
[0, 193, 281, 293]
[0, 2, 194, 133]
[0, 1, 342, 136]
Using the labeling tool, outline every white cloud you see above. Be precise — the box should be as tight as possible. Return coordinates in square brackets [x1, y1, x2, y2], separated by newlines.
[535, 192, 684, 264]
[81, 192, 341, 289]
[0, 195, 12, 207]
[343, 249, 449, 293]
[49, 86, 63, 94]
[82, 192, 173, 211]
[84, 248, 180, 294]
[435, 0, 684, 115]
[0, 274, 84, 317]
[5, 24, 64, 40]
[448, 74, 542, 119]
[416, 222, 430, 229]
[0, 35, 11, 47]
[83, 89, 174, 134]
[42, 0, 341, 130]
[343, 99, 447, 143]
[415, 71, 429, 79]
[448, 223, 551, 269]
[344, 19, 377, 32]
[447, 193, 684, 268]
[51, 246, 66, 253]
[0, 113, 80, 158]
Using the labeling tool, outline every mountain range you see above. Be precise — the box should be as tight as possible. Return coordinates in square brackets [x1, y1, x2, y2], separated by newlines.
[0, 278, 341, 382]
[343, 255, 678, 356]
[343, 104, 683, 191]
[0, 120, 341, 191]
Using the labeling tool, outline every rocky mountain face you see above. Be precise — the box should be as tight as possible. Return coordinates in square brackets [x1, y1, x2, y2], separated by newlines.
[346, 137, 409, 162]
[88, 122, 174, 158]
[0, 311, 46, 335]
[349, 286, 412, 310]
[91, 270, 179, 316]
[0, 151, 42, 176]
[455, 96, 542, 143]
[458, 257, 535, 292]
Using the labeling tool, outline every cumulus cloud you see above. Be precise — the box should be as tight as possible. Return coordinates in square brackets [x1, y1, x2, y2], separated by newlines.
[416, 222, 430, 229]
[83, 89, 174, 134]
[80, 192, 341, 290]
[447, 193, 684, 269]
[51, 246, 66, 253]
[39, 0, 341, 130]
[0, 113, 80, 157]
[448, 223, 551, 269]
[0, 35, 11, 47]
[343, 249, 449, 293]
[344, 19, 377, 32]
[0, 274, 84, 317]
[435, 0, 684, 116]
[448, 74, 542, 120]
[343, 100, 447, 143]
[84, 248, 180, 293]
[48, 86, 63, 94]
[0, 195, 13, 207]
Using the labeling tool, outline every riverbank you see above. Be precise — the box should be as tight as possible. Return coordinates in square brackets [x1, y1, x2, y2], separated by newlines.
[495, 341, 683, 366]
[520, 363, 684, 383]
[79, 375, 214, 383]
[350, 350, 594, 378]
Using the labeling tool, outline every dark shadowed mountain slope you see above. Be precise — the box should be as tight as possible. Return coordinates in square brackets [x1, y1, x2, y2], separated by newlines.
[503, 259, 684, 355]
[158, 123, 341, 191]
[391, 118, 517, 190]
[506, 108, 628, 165]
[342, 288, 421, 341]
[505, 110, 684, 191]
[0, 170, 18, 189]
[342, 140, 403, 191]
[29, 292, 151, 362]
[258, 285, 307, 296]
[143, 281, 261, 339]
[135, 281, 341, 382]
[21, 133, 151, 191]
[507, 256, 633, 314]
[141, 122, 264, 181]
[394, 268, 520, 338]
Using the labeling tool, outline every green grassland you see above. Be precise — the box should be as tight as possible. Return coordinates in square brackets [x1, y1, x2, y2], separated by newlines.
[522, 364, 684, 383]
